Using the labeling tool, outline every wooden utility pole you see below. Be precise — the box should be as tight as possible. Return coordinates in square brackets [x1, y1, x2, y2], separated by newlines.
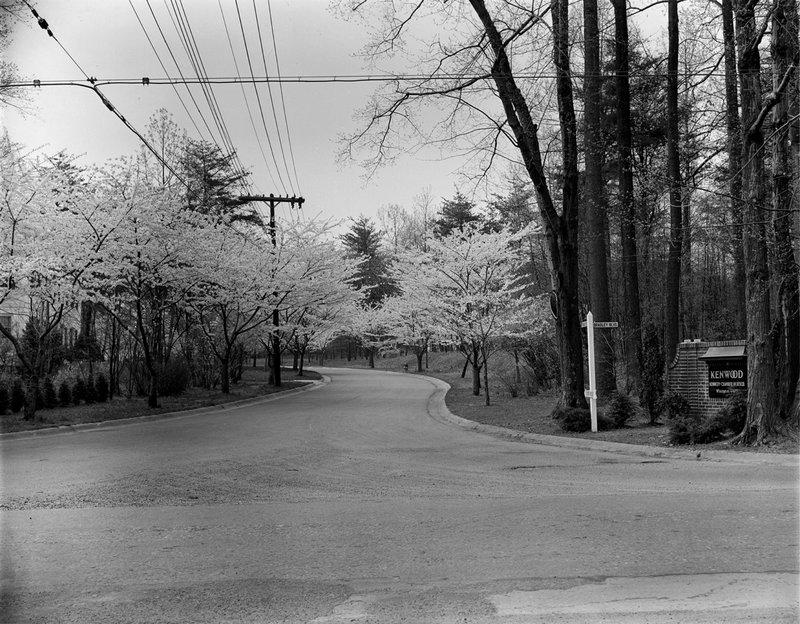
[237, 194, 304, 386]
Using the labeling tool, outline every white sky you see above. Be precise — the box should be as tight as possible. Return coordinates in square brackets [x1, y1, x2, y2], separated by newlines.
[2, 0, 472, 226]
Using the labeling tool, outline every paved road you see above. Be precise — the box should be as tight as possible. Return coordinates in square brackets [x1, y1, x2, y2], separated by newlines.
[1, 367, 798, 623]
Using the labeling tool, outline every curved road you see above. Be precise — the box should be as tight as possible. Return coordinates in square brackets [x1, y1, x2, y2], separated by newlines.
[1, 367, 798, 623]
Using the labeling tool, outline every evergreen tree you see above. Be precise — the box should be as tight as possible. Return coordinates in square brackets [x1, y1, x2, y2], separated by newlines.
[43, 377, 57, 409]
[341, 216, 397, 306]
[58, 381, 72, 408]
[433, 191, 480, 238]
[10, 379, 24, 413]
[0, 381, 8, 414]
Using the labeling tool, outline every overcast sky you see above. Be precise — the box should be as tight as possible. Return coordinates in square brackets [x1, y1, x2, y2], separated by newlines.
[3, 0, 473, 226]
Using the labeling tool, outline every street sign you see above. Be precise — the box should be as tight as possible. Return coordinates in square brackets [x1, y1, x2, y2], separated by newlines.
[581, 321, 618, 328]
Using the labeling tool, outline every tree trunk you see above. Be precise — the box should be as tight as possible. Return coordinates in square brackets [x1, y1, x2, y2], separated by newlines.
[23, 374, 38, 421]
[721, 0, 747, 336]
[483, 351, 490, 406]
[220, 352, 230, 394]
[734, 0, 778, 444]
[771, 0, 800, 419]
[108, 312, 118, 401]
[472, 362, 481, 397]
[664, 0, 683, 365]
[469, 0, 586, 409]
[612, 0, 643, 394]
[272, 309, 282, 387]
[583, 0, 615, 397]
[550, 0, 588, 409]
[148, 371, 159, 409]
[416, 349, 424, 372]
[368, 348, 375, 369]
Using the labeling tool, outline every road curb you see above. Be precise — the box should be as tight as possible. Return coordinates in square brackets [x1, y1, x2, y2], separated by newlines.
[423, 375, 800, 467]
[0, 377, 328, 441]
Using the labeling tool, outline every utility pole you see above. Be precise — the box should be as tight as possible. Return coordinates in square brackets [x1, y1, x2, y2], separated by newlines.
[237, 194, 304, 386]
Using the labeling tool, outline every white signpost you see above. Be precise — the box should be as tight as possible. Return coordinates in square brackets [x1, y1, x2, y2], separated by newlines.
[581, 312, 618, 432]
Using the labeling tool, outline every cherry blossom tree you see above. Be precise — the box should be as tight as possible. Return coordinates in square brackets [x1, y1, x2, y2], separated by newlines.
[185, 224, 277, 394]
[383, 287, 440, 373]
[82, 162, 211, 408]
[0, 144, 100, 419]
[394, 222, 533, 404]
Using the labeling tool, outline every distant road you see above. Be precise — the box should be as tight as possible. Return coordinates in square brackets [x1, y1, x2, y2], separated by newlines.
[2, 367, 797, 623]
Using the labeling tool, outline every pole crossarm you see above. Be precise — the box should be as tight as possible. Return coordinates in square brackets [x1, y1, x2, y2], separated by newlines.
[237, 194, 305, 207]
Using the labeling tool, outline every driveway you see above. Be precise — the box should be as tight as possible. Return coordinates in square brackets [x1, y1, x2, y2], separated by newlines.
[1, 367, 797, 622]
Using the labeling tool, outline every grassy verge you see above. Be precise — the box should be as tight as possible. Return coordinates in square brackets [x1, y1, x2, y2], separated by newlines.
[0, 367, 321, 434]
[322, 352, 799, 454]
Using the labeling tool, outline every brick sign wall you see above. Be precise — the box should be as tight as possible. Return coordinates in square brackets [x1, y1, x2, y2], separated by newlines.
[667, 339, 747, 418]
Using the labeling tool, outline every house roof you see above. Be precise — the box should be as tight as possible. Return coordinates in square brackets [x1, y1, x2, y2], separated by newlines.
[699, 345, 746, 360]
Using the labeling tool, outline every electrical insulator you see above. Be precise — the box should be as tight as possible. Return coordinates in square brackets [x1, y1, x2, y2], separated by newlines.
[142, 77, 150, 85]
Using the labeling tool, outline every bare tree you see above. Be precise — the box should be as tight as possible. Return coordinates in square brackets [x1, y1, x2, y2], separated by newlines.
[0, 1, 30, 112]
[340, 0, 588, 408]
[584, 0, 615, 396]
[611, 0, 643, 393]
[664, 0, 683, 364]
[770, 0, 800, 420]
[731, 0, 796, 444]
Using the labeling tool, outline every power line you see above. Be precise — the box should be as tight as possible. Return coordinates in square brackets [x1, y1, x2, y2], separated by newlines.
[10, 70, 735, 87]
[127, 0, 205, 139]
[233, 0, 287, 194]
[20, 1, 189, 188]
[217, 0, 279, 191]
[142, 0, 220, 145]
[252, 0, 294, 194]
[266, 0, 301, 193]
[166, 0, 248, 182]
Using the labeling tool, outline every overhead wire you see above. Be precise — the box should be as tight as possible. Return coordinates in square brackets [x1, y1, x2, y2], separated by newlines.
[217, 0, 279, 191]
[266, 0, 301, 194]
[233, 0, 288, 194]
[252, 0, 294, 194]
[165, 0, 248, 182]
[20, 0, 189, 188]
[143, 0, 220, 147]
[127, 0, 205, 139]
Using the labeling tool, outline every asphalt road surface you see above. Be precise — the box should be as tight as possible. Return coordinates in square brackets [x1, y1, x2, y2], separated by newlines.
[1, 367, 798, 623]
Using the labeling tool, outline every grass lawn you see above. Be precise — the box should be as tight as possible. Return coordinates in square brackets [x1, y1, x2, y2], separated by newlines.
[0, 367, 320, 434]
[321, 351, 799, 455]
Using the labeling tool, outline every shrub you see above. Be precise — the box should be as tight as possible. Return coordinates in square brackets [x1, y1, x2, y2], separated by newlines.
[10, 379, 25, 413]
[95, 374, 109, 402]
[159, 360, 189, 396]
[716, 391, 747, 434]
[34, 383, 43, 410]
[0, 382, 8, 415]
[43, 378, 58, 409]
[522, 332, 561, 393]
[72, 378, 86, 405]
[58, 381, 72, 408]
[606, 392, 637, 428]
[83, 379, 97, 404]
[659, 393, 725, 444]
[554, 406, 612, 432]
